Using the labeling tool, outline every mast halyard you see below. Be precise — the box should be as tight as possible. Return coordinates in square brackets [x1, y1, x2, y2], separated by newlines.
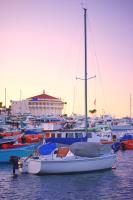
[84, 8, 88, 135]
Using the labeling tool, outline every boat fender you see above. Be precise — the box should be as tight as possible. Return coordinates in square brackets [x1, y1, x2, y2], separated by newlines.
[18, 159, 23, 169]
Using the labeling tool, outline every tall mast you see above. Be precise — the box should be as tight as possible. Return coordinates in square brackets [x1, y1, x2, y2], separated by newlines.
[84, 8, 88, 134]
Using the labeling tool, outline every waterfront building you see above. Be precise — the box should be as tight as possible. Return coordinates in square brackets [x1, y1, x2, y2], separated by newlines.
[11, 91, 65, 116]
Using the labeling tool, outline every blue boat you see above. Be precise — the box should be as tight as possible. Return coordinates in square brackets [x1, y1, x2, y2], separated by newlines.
[0, 143, 39, 163]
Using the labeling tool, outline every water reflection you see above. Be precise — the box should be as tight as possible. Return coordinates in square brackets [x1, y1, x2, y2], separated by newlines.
[0, 151, 133, 200]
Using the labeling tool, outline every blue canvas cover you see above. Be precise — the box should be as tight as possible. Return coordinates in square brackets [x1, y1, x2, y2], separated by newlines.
[45, 137, 87, 145]
[38, 143, 56, 155]
[120, 134, 133, 141]
[24, 128, 42, 135]
[111, 142, 121, 152]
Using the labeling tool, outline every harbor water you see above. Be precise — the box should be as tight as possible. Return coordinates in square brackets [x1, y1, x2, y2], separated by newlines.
[0, 151, 133, 200]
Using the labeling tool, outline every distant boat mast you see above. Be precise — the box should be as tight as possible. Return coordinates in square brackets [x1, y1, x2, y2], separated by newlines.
[20, 89, 22, 114]
[130, 93, 132, 119]
[5, 88, 6, 109]
[84, 8, 88, 134]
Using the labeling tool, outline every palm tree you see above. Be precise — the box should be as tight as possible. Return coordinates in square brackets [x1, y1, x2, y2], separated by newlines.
[89, 109, 97, 114]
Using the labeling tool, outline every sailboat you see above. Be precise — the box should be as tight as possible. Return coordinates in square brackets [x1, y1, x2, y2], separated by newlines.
[20, 8, 116, 175]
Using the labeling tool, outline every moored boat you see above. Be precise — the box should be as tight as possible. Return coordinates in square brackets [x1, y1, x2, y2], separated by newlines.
[18, 133, 43, 143]
[121, 140, 133, 150]
[0, 143, 39, 163]
[21, 142, 116, 174]
[112, 134, 133, 151]
[20, 8, 117, 175]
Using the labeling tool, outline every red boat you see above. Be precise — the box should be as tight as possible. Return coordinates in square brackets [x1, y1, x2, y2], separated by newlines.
[18, 133, 43, 143]
[121, 140, 133, 150]
[1, 131, 21, 137]
[1, 143, 28, 149]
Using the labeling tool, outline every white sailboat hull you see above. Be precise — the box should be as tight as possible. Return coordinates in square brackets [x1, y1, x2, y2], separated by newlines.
[24, 154, 116, 174]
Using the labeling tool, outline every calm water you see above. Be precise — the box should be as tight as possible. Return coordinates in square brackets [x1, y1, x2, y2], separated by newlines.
[0, 151, 133, 200]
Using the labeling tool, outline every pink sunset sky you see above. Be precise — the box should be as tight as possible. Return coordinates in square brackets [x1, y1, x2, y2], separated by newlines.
[0, 0, 133, 117]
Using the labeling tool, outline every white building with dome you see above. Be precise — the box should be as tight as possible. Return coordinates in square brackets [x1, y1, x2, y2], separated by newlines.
[11, 92, 65, 116]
